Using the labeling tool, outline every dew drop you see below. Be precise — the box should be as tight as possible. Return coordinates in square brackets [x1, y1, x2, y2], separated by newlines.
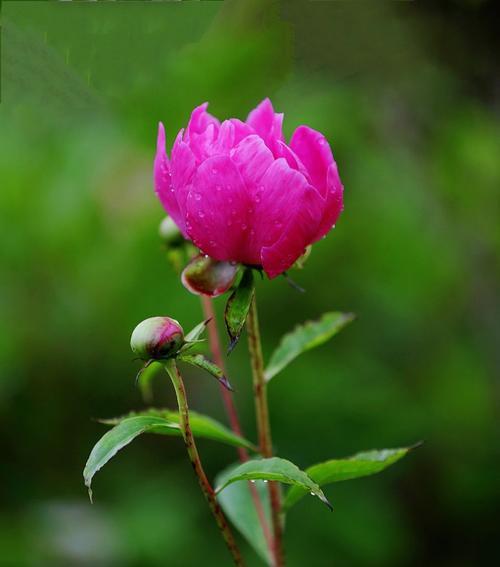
[241, 224, 248, 231]
[215, 185, 222, 192]
[194, 193, 202, 201]
[211, 167, 218, 175]
[250, 480, 256, 484]
[274, 220, 283, 228]
[250, 229, 255, 236]
[263, 480, 268, 483]
[310, 492, 315, 496]
[198, 211, 205, 219]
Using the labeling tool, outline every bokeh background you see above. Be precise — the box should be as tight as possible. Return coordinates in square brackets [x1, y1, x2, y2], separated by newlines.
[1, 1, 499, 566]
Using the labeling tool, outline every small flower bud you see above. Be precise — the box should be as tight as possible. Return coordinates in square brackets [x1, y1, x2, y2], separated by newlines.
[181, 254, 239, 297]
[130, 317, 184, 360]
[158, 216, 184, 248]
[292, 245, 312, 270]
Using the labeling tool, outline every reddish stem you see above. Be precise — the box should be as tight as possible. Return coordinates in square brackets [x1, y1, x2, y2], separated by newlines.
[201, 295, 276, 564]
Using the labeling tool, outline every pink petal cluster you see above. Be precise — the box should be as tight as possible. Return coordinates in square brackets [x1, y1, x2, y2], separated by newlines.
[154, 99, 343, 278]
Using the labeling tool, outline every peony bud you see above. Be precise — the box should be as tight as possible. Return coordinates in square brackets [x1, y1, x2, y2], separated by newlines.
[158, 216, 184, 248]
[292, 245, 312, 270]
[181, 254, 239, 297]
[130, 317, 184, 360]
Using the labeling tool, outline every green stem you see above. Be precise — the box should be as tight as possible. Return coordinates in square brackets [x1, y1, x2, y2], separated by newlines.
[164, 359, 245, 567]
[201, 296, 275, 560]
[247, 296, 285, 567]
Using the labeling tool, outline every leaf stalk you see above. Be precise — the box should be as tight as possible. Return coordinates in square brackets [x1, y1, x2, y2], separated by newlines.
[163, 359, 245, 567]
[247, 296, 285, 567]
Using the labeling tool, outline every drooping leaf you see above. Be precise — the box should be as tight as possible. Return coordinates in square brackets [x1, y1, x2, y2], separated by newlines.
[215, 457, 332, 510]
[283, 446, 416, 510]
[136, 360, 162, 402]
[99, 408, 257, 452]
[178, 353, 233, 391]
[83, 415, 180, 500]
[265, 311, 355, 382]
[225, 268, 254, 353]
[215, 463, 273, 565]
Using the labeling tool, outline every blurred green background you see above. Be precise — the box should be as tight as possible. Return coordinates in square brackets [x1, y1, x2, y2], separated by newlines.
[1, 1, 499, 565]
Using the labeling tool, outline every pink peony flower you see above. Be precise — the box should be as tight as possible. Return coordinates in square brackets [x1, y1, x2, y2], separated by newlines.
[154, 99, 343, 279]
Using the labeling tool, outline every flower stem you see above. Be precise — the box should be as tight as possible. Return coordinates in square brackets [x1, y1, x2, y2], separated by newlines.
[164, 359, 245, 567]
[200, 296, 275, 562]
[246, 296, 285, 567]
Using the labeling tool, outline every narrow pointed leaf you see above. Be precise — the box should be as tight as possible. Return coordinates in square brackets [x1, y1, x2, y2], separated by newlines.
[224, 268, 254, 352]
[184, 319, 210, 344]
[99, 409, 257, 452]
[265, 311, 355, 382]
[283, 446, 415, 510]
[215, 464, 273, 565]
[136, 360, 162, 402]
[83, 415, 180, 500]
[178, 353, 233, 391]
[215, 457, 332, 510]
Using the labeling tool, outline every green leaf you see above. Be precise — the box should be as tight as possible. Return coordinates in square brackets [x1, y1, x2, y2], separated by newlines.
[225, 268, 254, 353]
[215, 464, 273, 565]
[178, 353, 233, 391]
[265, 311, 355, 382]
[283, 446, 415, 510]
[215, 457, 332, 510]
[99, 408, 257, 452]
[83, 415, 180, 501]
[136, 360, 162, 402]
[184, 319, 209, 344]
[179, 319, 209, 353]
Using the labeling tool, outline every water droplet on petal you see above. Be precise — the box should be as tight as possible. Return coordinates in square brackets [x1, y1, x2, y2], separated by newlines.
[211, 168, 218, 175]
[194, 193, 202, 201]
[241, 224, 247, 231]
[198, 211, 205, 219]
[215, 185, 222, 192]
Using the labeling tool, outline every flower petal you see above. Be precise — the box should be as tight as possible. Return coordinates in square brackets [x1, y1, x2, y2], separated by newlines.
[230, 118, 255, 144]
[247, 158, 324, 273]
[171, 129, 197, 230]
[246, 98, 284, 152]
[154, 123, 185, 234]
[261, 183, 325, 278]
[185, 103, 220, 139]
[274, 140, 311, 182]
[230, 134, 275, 188]
[313, 162, 344, 241]
[185, 156, 250, 262]
[290, 125, 334, 195]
